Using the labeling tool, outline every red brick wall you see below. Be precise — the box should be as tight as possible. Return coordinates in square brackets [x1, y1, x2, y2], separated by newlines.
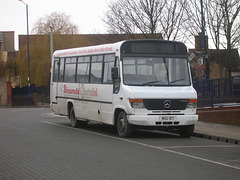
[197, 106, 240, 126]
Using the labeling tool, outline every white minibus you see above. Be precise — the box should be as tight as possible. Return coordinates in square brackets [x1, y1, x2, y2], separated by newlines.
[50, 40, 198, 137]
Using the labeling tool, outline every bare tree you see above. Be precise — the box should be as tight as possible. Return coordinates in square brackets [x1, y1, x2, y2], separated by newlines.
[204, 0, 225, 77]
[219, 0, 240, 76]
[219, 0, 240, 50]
[103, 0, 165, 39]
[103, 0, 137, 37]
[32, 12, 79, 35]
[183, 0, 240, 50]
[179, 0, 204, 47]
[204, 0, 223, 50]
[103, 0, 189, 40]
[159, 0, 188, 41]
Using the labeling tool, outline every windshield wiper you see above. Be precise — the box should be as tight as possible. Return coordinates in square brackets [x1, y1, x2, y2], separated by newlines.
[142, 80, 162, 86]
[169, 78, 185, 84]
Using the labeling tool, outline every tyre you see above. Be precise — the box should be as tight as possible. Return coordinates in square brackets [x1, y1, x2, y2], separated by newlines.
[117, 111, 133, 138]
[179, 125, 194, 138]
[70, 107, 80, 128]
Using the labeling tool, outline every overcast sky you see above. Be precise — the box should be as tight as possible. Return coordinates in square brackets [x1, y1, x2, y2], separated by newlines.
[1, 0, 109, 50]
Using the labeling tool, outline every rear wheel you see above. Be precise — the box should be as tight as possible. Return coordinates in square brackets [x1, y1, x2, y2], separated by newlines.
[70, 107, 88, 128]
[117, 112, 133, 138]
[179, 125, 194, 138]
[70, 107, 79, 128]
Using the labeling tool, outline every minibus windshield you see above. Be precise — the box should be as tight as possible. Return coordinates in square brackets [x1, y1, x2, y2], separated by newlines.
[122, 57, 191, 86]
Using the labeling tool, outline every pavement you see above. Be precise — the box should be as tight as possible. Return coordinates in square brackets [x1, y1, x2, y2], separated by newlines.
[194, 121, 240, 145]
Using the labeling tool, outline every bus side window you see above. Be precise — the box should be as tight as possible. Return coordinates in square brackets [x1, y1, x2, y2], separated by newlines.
[103, 54, 115, 84]
[90, 55, 103, 83]
[64, 57, 77, 83]
[59, 58, 65, 82]
[76, 56, 90, 83]
[53, 59, 59, 82]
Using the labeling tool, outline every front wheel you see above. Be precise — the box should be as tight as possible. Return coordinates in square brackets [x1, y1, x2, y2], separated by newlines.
[178, 125, 194, 138]
[117, 112, 133, 138]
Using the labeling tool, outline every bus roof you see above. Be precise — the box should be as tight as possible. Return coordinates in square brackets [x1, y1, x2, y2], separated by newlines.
[53, 39, 187, 58]
[53, 41, 124, 58]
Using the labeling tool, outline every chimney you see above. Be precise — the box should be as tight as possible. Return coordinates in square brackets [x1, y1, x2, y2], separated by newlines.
[195, 33, 208, 51]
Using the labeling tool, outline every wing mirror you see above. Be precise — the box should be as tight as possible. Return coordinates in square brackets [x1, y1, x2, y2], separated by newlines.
[111, 67, 119, 79]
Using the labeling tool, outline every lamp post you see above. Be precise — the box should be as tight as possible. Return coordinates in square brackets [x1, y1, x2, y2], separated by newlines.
[18, 0, 31, 105]
[200, 0, 206, 97]
[50, 26, 53, 62]
[200, 0, 205, 80]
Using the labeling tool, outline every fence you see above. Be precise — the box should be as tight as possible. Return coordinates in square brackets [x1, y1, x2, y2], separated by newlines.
[193, 76, 240, 107]
[11, 76, 240, 107]
[12, 85, 49, 106]
[36, 86, 50, 106]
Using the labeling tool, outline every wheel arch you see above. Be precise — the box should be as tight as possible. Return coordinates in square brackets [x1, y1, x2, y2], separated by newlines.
[114, 108, 126, 127]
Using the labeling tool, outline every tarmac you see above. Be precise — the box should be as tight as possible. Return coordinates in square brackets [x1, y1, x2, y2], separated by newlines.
[1, 106, 240, 145]
[194, 121, 240, 145]
[33, 106, 240, 145]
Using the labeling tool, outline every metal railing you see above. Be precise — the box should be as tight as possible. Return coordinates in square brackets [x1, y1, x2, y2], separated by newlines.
[193, 76, 240, 107]
[11, 76, 240, 108]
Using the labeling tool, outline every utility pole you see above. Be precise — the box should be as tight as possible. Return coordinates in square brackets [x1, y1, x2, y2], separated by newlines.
[50, 26, 53, 62]
[18, 0, 31, 105]
[200, 0, 206, 97]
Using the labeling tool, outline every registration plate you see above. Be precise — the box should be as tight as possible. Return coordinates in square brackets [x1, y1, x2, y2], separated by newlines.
[160, 116, 176, 121]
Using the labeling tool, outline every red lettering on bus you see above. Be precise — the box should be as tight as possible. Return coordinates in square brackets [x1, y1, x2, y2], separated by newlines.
[91, 88, 98, 96]
[63, 85, 80, 95]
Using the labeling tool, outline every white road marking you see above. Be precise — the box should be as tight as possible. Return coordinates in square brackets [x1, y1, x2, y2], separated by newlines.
[42, 121, 240, 170]
[160, 145, 239, 149]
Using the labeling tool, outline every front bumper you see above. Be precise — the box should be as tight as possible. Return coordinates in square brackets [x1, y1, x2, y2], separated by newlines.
[128, 114, 198, 126]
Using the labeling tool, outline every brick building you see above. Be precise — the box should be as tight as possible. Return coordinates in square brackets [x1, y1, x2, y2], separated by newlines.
[0, 31, 15, 62]
[0, 31, 16, 105]
[189, 34, 240, 80]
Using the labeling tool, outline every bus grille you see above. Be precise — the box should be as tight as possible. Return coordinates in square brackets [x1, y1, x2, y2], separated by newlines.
[143, 99, 188, 110]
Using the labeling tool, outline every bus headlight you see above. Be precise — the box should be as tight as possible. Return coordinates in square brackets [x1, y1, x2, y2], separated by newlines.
[129, 99, 145, 109]
[187, 99, 197, 108]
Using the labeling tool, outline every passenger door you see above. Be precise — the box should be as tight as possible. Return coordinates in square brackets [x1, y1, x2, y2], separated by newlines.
[100, 54, 116, 124]
[50, 59, 59, 112]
